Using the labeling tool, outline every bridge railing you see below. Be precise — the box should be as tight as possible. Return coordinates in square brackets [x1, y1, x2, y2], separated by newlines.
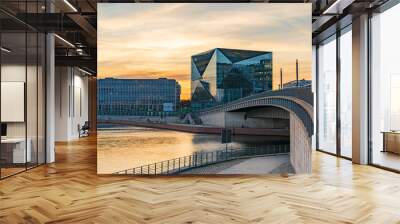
[113, 144, 290, 175]
[231, 85, 313, 105]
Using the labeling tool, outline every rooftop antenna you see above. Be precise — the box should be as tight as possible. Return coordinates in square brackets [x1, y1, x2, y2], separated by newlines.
[280, 68, 283, 89]
[296, 59, 299, 87]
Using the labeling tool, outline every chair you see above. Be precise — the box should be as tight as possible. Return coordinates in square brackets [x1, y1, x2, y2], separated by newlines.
[79, 121, 90, 138]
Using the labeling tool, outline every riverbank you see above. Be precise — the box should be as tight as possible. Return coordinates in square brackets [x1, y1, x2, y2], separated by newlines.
[98, 119, 289, 137]
[97, 127, 289, 174]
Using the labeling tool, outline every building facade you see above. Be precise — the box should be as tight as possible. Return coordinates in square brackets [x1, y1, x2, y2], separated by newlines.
[191, 48, 272, 109]
[98, 78, 181, 116]
[282, 79, 312, 88]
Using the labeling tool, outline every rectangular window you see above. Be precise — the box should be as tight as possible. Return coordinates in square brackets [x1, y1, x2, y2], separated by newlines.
[339, 26, 352, 158]
[370, 3, 400, 171]
[317, 35, 337, 154]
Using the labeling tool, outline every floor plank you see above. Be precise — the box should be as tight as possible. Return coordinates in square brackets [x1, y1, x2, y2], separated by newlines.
[1, 136, 400, 223]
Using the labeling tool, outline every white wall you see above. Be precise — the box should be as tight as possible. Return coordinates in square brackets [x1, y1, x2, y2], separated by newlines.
[1, 65, 26, 138]
[55, 67, 68, 141]
[1, 63, 46, 164]
[46, 33, 56, 163]
[55, 67, 89, 141]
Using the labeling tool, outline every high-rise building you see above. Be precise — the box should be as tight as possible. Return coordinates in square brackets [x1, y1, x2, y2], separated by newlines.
[191, 48, 272, 109]
[97, 78, 181, 116]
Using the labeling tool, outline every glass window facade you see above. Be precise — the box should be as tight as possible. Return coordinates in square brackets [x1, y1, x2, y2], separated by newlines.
[97, 78, 181, 116]
[315, 1, 400, 171]
[317, 35, 337, 154]
[0, 2, 46, 179]
[370, 3, 400, 171]
[340, 27, 352, 158]
[316, 25, 353, 159]
[191, 48, 272, 109]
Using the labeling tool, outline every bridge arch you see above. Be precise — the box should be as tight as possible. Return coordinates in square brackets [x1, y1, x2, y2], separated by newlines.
[197, 87, 314, 173]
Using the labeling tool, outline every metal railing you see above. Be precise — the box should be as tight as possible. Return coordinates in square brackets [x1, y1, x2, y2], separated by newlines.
[114, 144, 289, 175]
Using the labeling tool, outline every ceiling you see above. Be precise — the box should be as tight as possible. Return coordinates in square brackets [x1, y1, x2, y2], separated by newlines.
[0, 0, 391, 75]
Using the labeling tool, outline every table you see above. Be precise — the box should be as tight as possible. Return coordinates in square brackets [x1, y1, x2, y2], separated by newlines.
[382, 131, 400, 154]
[1, 138, 31, 164]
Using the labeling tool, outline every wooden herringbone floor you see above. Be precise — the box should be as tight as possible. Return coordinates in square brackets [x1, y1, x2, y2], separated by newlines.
[1, 136, 400, 224]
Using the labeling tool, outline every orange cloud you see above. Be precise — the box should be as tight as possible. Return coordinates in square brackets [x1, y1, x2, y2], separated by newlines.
[98, 3, 312, 100]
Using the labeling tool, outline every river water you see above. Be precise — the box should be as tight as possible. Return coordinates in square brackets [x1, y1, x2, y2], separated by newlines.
[97, 125, 289, 174]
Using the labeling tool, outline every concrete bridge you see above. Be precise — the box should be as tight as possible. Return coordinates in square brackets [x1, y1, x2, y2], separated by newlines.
[194, 86, 314, 173]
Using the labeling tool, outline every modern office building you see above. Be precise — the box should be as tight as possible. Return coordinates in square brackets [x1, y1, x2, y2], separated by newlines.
[97, 78, 181, 116]
[191, 48, 272, 109]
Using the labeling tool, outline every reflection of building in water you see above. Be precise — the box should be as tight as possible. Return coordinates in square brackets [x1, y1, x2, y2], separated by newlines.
[191, 48, 272, 109]
[97, 78, 181, 116]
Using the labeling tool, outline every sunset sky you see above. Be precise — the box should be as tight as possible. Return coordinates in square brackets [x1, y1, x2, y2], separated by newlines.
[98, 3, 311, 100]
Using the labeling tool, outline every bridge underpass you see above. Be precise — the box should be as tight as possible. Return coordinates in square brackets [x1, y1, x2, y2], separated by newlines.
[200, 107, 290, 130]
[196, 87, 314, 173]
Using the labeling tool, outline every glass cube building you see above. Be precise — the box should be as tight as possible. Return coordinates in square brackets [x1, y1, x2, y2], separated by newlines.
[98, 78, 181, 116]
[191, 48, 272, 109]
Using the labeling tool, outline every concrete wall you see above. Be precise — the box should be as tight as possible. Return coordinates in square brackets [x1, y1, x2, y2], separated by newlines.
[200, 112, 226, 127]
[290, 113, 312, 173]
[200, 107, 289, 129]
[245, 107, 290, 119]
[97, 115, 181, 124]
[225, 112, 246, 128]
[55, 67, 89, 141]
[242, 117, 289, 129]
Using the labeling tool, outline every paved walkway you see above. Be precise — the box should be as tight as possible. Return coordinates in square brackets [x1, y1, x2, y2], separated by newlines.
[180, 154, 294, 174]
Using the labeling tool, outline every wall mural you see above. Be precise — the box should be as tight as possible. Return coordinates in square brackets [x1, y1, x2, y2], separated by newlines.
[97, 3, 313, 175]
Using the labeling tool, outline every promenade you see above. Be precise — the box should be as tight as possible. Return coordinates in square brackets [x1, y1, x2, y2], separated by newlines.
[98, 119, 290, 136]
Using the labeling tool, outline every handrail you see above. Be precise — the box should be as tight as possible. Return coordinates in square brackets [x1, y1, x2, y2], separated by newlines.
[113, 144, 290, 175]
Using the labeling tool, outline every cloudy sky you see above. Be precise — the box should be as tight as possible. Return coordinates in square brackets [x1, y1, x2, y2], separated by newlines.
[98, 3, 311, 100]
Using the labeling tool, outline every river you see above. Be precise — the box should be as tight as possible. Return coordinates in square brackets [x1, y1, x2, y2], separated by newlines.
[97, 124, 289, 174]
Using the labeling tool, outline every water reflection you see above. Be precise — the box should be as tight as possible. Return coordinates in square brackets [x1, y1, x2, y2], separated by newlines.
[97, 125, 289, 174]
